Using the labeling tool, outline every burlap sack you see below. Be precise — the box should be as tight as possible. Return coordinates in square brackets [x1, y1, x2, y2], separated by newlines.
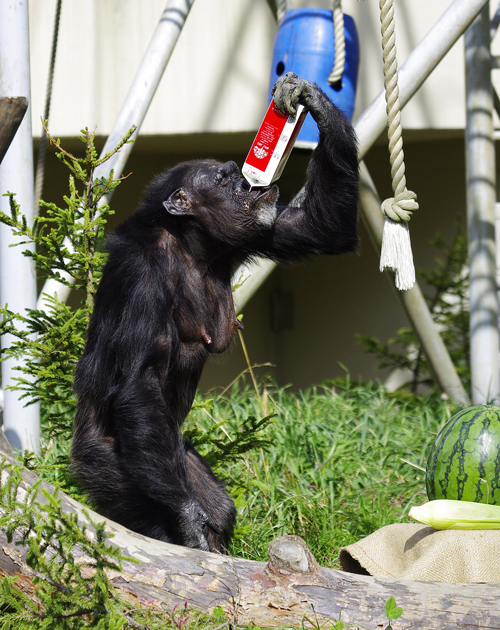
[339, 523, 500, 582]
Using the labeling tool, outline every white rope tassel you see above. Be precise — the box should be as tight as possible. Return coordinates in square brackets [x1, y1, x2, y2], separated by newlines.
[380, 219, 415, 291]
[379, 190, 417, 290]
[378, 0, 418, 291]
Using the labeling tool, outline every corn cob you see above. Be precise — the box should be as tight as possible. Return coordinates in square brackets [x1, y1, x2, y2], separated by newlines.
[409, 499, 500, 530]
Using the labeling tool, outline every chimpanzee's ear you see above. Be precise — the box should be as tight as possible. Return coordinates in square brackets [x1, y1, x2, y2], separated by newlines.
[163, 188, 195, 216]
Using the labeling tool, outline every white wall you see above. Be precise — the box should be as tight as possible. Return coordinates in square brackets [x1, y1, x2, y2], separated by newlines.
[28, 0, 483, 139]
[29, 0, 275, 138]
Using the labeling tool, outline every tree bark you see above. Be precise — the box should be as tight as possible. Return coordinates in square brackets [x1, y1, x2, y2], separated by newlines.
[0, 97, 28, 164]
[1, 436, 499, 629]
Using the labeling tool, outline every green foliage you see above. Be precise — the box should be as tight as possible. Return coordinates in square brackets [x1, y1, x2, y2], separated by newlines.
[2, 124, 133, 301]
[358, 225, 470, 395]
[0, 295, 87, 439]
[184, 401, 274, 472]
[0, 460, 236, 629]
[0, 460, 131, 628]
[0, 126, 134, 442]
[384, 596, 403, 628]
[186, 375, 457, 564]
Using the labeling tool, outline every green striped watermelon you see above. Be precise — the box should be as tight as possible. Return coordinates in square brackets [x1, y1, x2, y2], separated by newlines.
[426, 405, 500, 505]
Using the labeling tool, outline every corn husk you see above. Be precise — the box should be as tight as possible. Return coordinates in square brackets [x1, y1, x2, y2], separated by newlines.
[409, 499, 500, 530]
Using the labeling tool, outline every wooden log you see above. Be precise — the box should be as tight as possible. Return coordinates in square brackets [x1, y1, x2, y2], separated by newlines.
[0, 96, 28, 164]
[1, 435, 499, 629]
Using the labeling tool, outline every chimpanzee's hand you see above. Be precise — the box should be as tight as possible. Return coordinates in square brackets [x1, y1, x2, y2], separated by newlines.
[179, 500, 222, 551]
[272, 72, 331, 132]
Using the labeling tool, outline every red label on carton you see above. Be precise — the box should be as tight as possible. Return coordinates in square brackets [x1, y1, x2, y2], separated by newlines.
[242, 101, 306, 188]
[245, 103, 289, 172]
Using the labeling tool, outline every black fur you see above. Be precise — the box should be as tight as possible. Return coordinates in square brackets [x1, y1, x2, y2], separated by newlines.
[71, 73, 359, 553]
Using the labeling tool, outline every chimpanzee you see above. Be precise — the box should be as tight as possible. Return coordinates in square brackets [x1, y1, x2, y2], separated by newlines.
[71, 73, 359, 553]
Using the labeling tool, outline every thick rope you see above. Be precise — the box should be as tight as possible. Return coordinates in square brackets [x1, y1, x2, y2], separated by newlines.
[379, 0, 418, 291]
[328, 0, 345, 85]
[277, 0, 289, 24]
[34, 0, 63, 211]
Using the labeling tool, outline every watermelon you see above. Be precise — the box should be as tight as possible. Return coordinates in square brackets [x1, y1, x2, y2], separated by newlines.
[426, 405, 500, 505]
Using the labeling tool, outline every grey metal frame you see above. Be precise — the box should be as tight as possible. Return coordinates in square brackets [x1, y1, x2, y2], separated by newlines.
[465, 5, 499, 404]
[0, 0, 40, 453]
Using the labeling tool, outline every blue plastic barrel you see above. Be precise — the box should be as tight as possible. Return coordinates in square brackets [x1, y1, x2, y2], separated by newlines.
[268, 8, 359, 149]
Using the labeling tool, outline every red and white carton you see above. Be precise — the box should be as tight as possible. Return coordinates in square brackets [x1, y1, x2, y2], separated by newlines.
[242, 100, 307, 188]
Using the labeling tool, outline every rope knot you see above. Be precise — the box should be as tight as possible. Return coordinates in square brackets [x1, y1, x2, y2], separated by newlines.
[381, 189, 418, 222]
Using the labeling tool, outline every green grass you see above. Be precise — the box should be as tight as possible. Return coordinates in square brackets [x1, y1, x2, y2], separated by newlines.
[16, 375, 456, 628]
[186, 375, 459, 567]
[35, 374, 458, 569]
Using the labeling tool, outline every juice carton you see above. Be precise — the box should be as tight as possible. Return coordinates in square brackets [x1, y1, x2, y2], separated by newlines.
[242, 100, 307, 188]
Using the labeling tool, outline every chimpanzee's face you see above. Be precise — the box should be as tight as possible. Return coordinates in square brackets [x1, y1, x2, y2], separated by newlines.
[162, 160, 279, 247]
[194, 160, 279, 230]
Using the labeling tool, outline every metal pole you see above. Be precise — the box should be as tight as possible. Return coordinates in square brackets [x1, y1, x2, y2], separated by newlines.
[359, 162, 470, 405]
[38, 0, 195, 306]
[464, 5, 499, 405]
[93, 0, 195, 189]
[233, 259, 277, 315]
[0, 0, 40, 452]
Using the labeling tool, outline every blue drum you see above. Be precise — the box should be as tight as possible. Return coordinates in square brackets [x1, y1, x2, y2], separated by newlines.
[268, 8, 359, 148]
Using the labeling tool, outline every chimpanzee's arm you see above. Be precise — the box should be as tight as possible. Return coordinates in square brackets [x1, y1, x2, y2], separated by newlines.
[258, 72, 359, 261]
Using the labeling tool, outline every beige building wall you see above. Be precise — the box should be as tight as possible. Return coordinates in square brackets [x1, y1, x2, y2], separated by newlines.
[29, 0, 276, 137]
[29, 0, 477, 137]
[27, 0, 496, 393]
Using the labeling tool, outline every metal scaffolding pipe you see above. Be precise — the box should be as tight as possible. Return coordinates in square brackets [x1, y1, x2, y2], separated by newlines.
[93, 0, 195, 190]
[464, 5, 499, 405]
[0, 0, 40, 452]
[38, 0, 195, 306]
[233, 259, 277, 316]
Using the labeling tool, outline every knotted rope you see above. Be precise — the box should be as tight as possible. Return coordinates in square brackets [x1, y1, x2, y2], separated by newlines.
[276, 0, 289, 24]
[378, 0, 418, 291]
[328, 0, 346, 85]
